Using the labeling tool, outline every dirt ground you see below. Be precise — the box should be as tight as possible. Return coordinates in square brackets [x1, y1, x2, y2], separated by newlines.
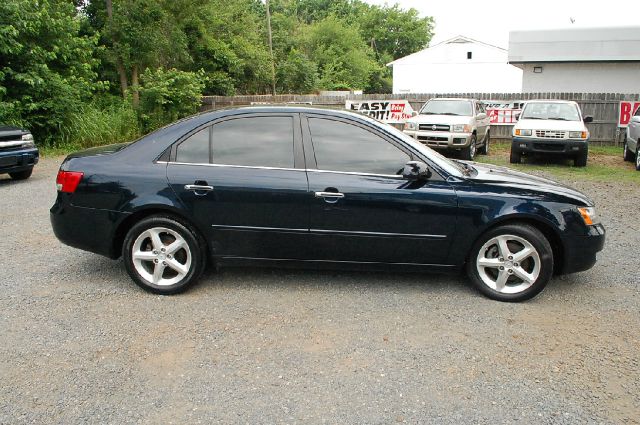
[1, 157, 638, 424]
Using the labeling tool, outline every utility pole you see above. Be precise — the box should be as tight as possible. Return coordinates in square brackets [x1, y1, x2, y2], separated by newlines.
[266, 0, 276, 95]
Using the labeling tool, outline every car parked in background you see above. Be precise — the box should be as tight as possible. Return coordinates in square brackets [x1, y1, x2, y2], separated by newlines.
[50, 107, 605, 302]
[511, 100, 593, 167]
[402, 98, 490, 160]
[623, 104, 640, 170]
[0, 126, 39, 180]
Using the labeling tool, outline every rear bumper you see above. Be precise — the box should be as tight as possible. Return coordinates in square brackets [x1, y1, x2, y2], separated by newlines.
[512, 137, 587, 156]
[561, 223, 605, 274]
[50, 196, 129, 259]
[0, 147, 39, 173]
[404, 130, 472, 149]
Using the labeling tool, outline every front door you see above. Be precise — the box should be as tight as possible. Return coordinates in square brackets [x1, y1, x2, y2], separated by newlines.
[166, 113, 310, 260]
[302, 114, 458, 265]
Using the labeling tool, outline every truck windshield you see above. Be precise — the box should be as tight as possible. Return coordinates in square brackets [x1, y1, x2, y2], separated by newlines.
[419, 100, 473, 116]
[521, 102, 581, 121]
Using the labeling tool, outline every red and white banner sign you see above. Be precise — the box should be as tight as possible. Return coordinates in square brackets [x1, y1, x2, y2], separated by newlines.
[345, 100, 415, 124]
[619, 101, 640, 128]
[487, 108, 520, 126]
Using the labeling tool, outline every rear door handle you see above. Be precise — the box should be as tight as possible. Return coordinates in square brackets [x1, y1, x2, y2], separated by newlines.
[315, 191, 345, 204]
[185, 184, 214, 192]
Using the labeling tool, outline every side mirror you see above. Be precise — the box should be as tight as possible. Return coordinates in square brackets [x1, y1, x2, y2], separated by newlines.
[477, 112, 487, 119]
[411, 111, 418, 117]
[402, 161, 430, 181]
[583, 115, 593, 123]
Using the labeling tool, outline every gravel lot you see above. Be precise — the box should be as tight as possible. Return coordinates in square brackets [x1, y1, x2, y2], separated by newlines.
[1, 157, 639, 424]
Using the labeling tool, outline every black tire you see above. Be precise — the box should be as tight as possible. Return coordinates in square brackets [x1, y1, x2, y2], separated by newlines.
[623, 137, 635, 162]
[9, 168, 33, 180]
[574, 150, 588, 167]
[636, 149, 640, 171]
[467, 224, 554, 302]
[478, 131, 489, 155]
[460, 134, 477, 160]
[123, 215, 206, 294]
[509, 149, 521, 164]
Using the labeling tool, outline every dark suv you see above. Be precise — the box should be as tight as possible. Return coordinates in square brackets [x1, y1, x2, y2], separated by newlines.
[0, 126, 39, 180]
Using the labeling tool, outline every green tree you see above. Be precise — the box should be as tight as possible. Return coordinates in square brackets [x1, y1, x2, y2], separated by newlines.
[0, 0, 100, 144]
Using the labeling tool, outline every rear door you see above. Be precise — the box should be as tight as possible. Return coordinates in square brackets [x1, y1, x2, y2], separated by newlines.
[302, 114, 458, 265]
[166, 113, 310, 260]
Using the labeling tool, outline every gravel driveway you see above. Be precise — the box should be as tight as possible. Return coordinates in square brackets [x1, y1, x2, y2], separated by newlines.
[1, 157, 639, 424]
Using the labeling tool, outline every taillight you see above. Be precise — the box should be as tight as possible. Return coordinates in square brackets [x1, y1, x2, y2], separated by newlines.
[56, 170, 84, 193]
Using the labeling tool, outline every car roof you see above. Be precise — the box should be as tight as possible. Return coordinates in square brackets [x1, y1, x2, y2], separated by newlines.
[523, 100, 578, 105]
[428, 98, 475, 102]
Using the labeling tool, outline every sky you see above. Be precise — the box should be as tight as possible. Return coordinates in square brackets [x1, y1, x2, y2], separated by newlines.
[361, 0, 639, 48]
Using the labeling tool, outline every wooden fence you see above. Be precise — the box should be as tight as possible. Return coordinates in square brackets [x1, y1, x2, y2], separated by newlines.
[202, 92, 640, 144]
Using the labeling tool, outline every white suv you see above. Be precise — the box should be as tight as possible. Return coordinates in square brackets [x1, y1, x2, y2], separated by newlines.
[511, 100, 592, 167]
[403, 98, 490, 160]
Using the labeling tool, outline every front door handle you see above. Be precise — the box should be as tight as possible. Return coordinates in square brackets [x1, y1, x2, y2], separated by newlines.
[315, 191, 345, 204]
[185, 184, 214, 194]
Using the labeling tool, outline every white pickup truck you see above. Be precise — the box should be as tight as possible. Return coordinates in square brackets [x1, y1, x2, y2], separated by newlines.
[402, 98, 490, 160]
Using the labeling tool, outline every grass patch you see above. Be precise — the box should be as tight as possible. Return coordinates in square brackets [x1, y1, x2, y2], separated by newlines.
[475, 142, 640, 183]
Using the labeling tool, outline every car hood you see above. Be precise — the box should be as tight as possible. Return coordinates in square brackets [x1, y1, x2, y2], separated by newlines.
[66, 143, 130, 159]
[465, 162, 593, 206]
[0, 126, 27, 136]
[515, 119, 585, 131]
[409, 114, 472, 125]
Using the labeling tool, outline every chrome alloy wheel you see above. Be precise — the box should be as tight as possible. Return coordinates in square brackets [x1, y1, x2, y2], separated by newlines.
[636, 150, 640, 170]
[476, 234, 541, 294]
[131, 227, 192, 286]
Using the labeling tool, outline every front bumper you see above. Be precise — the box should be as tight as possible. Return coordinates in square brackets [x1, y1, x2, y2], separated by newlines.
[512, 137, 588, 156]
[0, 147, 39, 174]
[404, 130, 472, 149]
[561, 223, 605, 274]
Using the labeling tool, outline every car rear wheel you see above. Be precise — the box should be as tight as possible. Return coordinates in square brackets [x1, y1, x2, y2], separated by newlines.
[460, 135, 477, 160]
[623, 137, 635, 162]
[9, 168, 33, 180]
[467, 224, 553, 302]
[123, 216, 206, 294]
[574, 150, 588, 167]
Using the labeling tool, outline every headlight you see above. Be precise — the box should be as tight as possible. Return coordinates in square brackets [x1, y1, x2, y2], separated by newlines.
[404, 122, 417, 131]
[452, 124, 471, 133]
[578, 206, 599, 225]
[515, 129, 532, 136]
[569, 131, 588, 139]
[21, 133, 35, 148]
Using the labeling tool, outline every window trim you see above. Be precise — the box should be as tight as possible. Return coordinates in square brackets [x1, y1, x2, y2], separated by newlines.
[301, 113, 416, 178]
[169, 113, 304, 169]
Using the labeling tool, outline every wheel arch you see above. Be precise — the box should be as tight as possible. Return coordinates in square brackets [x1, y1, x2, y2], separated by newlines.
[469, 216, 565, 275]
[111, 205, 208, 260]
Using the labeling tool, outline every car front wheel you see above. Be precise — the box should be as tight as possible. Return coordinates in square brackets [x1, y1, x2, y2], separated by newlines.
[623, 137, 635, 162]
[467, 224, 553, 302]
[123, 215, 206, 294]
[460, 135, 477, 160]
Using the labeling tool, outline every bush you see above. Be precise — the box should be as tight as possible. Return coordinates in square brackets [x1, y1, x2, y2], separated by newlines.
[60, 100, 140, 149]
[138, 67, 206, 132]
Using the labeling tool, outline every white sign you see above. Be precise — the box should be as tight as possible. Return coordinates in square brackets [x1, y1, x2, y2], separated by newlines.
[346, 100, 415, 124]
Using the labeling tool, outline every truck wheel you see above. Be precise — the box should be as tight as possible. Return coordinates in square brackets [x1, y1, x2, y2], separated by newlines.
[509, 149, 521, 164]
[9, 168, 33, 180]
[636, 150, 640, 171]
[478, 132, 489, 155]
[574, 150, 588, 167]
[623, 136, 635, 161]
[460, 135, 477, 160]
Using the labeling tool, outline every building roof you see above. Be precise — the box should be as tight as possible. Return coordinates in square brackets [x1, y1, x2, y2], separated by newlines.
[509, 26, 640, 63]
[387, 35, 506, 67]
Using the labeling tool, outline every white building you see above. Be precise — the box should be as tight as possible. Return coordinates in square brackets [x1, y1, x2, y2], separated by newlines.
[509, 26, 640, 93]
[387, 35, 523, 94]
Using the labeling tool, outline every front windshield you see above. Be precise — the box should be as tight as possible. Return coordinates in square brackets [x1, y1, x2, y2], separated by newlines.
[419, 100, 473, 116]
[521, 102, 581, 121]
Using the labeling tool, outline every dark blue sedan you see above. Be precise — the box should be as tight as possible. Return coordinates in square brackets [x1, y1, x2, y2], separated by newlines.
[0, 126, 39, 180]
[50, 107, 605, 301]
